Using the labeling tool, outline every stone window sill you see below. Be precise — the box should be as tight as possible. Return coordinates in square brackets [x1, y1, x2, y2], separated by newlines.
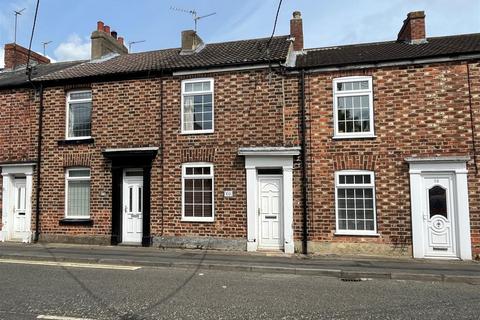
[58, 138, 94, 146]
[59, 218, 94, 226]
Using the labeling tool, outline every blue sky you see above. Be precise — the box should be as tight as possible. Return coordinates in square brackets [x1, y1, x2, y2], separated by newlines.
[0, 0, 479, 67]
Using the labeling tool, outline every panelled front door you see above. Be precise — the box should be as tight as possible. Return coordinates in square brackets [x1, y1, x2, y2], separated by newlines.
[422, 174, 457, 258]
[13, 178, 27, 239]
[258, 176, 283, 250]
[122, 170, 143, 243]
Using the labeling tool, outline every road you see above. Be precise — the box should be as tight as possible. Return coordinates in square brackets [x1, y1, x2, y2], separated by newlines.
[0, 260, 479, 320]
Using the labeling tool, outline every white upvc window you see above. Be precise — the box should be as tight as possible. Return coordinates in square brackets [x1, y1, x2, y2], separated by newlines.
[181, 163, 214, 222]
[181, 79, 214, 134]
[333, 76, 374, 138]
[66, 90, 92, 139]
[335, 170, 377, 235]
[65, 168, 91, 219]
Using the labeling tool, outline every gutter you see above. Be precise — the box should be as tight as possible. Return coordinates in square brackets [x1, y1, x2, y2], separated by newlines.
[300, 69, 308, 254]
[288, 53, 480, 74]
[34, 84, 44, 242]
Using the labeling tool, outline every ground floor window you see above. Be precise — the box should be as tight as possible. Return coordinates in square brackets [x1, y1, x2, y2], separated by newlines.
[182, 163, 214, 222]
[65, 168, 91, 219]
[335, 170, 376, 235]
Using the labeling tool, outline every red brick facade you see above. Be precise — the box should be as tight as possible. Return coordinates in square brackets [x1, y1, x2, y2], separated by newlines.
[304, 61, 480, 257]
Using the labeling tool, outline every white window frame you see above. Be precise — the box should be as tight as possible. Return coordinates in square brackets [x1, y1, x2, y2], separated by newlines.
[333, 76, 375, 139]
[66, 90, 92, 140]
[65, 167, 91, 219]
[334, 170, 378, 236]
[181, 78, 214, 134]
[181, 162, 215, 222]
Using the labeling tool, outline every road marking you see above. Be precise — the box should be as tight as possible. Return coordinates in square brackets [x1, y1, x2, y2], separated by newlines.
[0, 259, 141, 271]
[37, 316, 96, 320]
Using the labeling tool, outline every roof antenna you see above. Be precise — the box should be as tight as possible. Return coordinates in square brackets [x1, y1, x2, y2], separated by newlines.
[42, 40, 52, 56]
[170, 6, 216, 33]
[128, 40, 146, 52]
[13, 8, 26, 44]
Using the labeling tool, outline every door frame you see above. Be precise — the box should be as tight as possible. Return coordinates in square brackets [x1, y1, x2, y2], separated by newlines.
[0, 163, 34, 243]
[407, 156, 472, 260]
[257, 175, 284, 250]
[103, 147, 158, 247]
[239, 147, 300, 254]
[121, 169, 144, 244]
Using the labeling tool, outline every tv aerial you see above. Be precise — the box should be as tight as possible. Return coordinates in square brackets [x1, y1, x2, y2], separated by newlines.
[170, 7, 216, 32]
[13, 8, 26, 44]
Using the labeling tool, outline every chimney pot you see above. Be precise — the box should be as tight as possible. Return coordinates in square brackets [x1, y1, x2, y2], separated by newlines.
[111, 31, 118, 39]
[397, 11, 426, 44]
[117, 37, 124, 45]
[103, 25, 110, 33]
[97, 21, 104, 31]
[290, 10, 304, 51]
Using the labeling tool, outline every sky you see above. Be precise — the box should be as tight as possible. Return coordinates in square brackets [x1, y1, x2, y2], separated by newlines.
[0, 0, 479, 67]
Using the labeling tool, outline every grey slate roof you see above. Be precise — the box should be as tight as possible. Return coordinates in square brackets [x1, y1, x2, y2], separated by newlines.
[0, 60, 84, 88]
[37, 36, 291, 82]
[296, 33, 480, 69]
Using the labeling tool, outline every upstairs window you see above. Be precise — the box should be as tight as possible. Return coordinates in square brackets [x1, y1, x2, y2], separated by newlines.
[333, 77, 374, 138]
[67, 90, 92, 139]
[65, 168, 91, 219]
[335, 171, 377, 235]
[182, 163, 214, 222]
[181, 79, 214, 134]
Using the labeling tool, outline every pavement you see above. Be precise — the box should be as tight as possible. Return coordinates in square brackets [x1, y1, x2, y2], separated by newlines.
[0, 242, 479, 284]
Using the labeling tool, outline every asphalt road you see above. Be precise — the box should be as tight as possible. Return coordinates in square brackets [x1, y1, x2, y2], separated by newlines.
[0, 261, 479, 320]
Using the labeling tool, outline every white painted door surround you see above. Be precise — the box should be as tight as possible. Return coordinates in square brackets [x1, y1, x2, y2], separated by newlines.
[239, 147, 300, 254]
[407, 157, 472, 260]
[122, 170, 143, 244]
[1, 163, 34, 242]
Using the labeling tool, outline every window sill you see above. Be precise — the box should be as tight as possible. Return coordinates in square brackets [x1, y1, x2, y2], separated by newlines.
[180, 132, 215, 136]
[334, 231, 380, 237]
[332, 134, 377, 140]
[181, 217, 215, 223]
[59, 218, 93, 226]
[58, 138, 94, 146]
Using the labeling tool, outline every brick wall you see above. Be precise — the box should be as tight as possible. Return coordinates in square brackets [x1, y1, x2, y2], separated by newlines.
[0, 87, 38, 230]
[158, 70, 301, 240]
[38, 69, 301, 243]
[39, 79, 161, 239]
[304, 61, 480, 257]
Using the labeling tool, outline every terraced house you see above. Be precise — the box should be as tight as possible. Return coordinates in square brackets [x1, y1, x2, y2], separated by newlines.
[0, 11, 479, 260]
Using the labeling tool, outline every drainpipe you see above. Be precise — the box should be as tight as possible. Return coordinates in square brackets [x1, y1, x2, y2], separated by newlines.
[467, 63, 477, 174]
[300, 69, 308, 254]
[34, 84, 44, 242]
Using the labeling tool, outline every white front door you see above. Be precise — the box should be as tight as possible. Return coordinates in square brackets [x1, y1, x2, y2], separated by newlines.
[13, 178, 28, 239]
[422, 174, 458, 258]
[258, 176, 283, 250]
[122, 171, 143, 243]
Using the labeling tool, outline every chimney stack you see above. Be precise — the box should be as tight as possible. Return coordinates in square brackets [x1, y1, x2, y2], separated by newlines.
[290, 11, 304, 51]
[3, 43, 50, 70]
[91, 20, 128, 60]
[180, 30, 204, 54]
[397, 11, 427, 44]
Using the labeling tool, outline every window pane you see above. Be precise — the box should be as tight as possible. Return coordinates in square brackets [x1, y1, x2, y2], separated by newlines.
[183, 174, 213, 218]
[337, 185, 375, 232]
[69, 102, 92, 137]
[183, 92, 213, 132]
[429, 186, 447, 218]
[67, 180, 90, 217]
[69, 169, 90, 177]
[70, 91, 91, 100]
